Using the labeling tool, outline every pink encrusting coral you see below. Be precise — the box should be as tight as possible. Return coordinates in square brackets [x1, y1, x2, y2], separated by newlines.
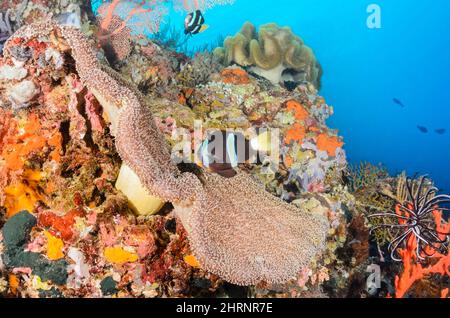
[96, 0, 236, 38]
[97, 0, 167, 37]
[4, 21, 329, 286]
[85, 92, 106, 133]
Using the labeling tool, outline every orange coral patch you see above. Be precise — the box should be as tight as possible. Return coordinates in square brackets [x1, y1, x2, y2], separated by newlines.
[9, 274, 19, 295]
[104, 246, 138, 264]
[0, 110, 15, 154]
[9, 38, 23, 46]
[308, 126, 321, 133]
[316, 133, 344, 157]
[284, 155, 294, 168]
[178, 93, 187, 105]
[394, 209, 450, 298]
[284, 122, 306, 144]
[433, 209, 450, 241]
[44, 231, 65, 260]
[4, 170, 43, 218]
[286, 100, 309, 121]
[48, 131, 62, 162]
[1, 113, 62, 171]
[184, 255, 201, 268]
[44, 181, 56, 195]
[25, 39, 48, 56]
[38, 208, 85, 241]
[221, 68, 250, 85]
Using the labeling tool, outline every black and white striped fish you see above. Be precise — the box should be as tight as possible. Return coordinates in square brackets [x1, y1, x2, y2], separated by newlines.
[196, 130, 273, 178]
[184, 10, 209, 35]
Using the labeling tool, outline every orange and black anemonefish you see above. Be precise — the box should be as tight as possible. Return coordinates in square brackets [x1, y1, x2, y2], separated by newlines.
[184, 10, 209, 35]
[196, 130, 273, 178]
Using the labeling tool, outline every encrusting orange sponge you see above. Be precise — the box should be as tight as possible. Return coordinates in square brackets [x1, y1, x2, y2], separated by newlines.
[316, 133, 344, 157]
[104, 246, 139, 264]
[44, 231, 65, 260]
[184, 255, 201, 268]
[286, 100, 309, 121]
[1, 113, 62, 171]
[4, 170, 44, 218]
[221, 67, 251, 85]
[285, 122, 306, 144]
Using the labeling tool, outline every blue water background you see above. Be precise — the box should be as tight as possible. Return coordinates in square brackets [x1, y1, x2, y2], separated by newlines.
[93, 0, 450, 191]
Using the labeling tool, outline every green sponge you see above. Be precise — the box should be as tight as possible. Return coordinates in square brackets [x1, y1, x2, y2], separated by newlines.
[2, 210, 37, 248]
[1, 210, 68, 285]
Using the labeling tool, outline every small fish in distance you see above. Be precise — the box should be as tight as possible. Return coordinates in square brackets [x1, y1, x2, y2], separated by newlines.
[435, 128, 446, 135]
[417, 126, 428, 133]
[393, 98, 406, 108]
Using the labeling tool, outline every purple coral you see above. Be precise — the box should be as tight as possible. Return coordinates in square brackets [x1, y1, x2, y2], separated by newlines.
[0, 10, 13, 54]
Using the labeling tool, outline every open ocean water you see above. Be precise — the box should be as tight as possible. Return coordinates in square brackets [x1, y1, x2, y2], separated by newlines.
[94, 0, 450, 191]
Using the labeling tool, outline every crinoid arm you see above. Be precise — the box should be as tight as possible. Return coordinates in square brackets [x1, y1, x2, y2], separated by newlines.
[370, 176, 450, 262]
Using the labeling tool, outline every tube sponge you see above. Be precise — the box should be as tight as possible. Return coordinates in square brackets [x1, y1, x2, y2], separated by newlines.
[214, 22, 322, 89]
[115, 164, 165, 216]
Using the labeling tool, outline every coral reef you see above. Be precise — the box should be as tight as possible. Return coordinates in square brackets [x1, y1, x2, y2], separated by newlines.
[0, 19, 335, 296]
[214, 22, 322, 89]
[346, 161, 390, 194]
[0, 0, 92, 30]
[342, 170, 450, 298]
[161, 66, 346, 198]
[2, 211, 68, 285]
[0, 3, 446, 299]
[177, 51, 223, 87]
